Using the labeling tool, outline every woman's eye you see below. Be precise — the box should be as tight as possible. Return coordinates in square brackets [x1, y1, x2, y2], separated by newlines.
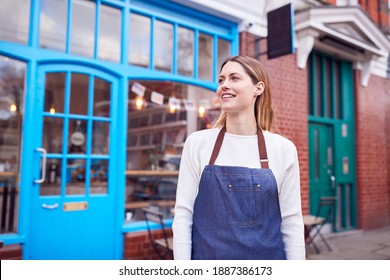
[218, 79, 224, 84]
[231, 76, 239, 80]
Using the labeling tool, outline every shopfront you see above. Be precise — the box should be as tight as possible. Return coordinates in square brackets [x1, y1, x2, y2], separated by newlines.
[0, 0, 237, 259]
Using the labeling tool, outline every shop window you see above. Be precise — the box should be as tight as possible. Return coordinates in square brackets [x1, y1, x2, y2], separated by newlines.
[70, 0, 96, 58]
[39, 0, 68, 52]
[198, 33, 213, 81]
[217, 38, 231, 70]
[177, 27, 194, 77]
[0, 0, 30, 45]
[125, 80, 220, 222]
[98, 5, 121, 63]
[154, 20, 173, 72]
[0, 56, 26, 234]
[129, 13, 151, 68]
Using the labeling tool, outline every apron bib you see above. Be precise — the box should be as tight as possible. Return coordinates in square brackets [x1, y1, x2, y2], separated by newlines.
[191, 127, 286, 260]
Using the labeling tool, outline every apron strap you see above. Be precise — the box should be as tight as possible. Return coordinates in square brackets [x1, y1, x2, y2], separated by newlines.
[209, 126, 269, 168]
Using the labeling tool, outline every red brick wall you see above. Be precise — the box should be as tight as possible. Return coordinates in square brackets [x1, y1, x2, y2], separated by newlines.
[239, 33, 310, 214]
[124, 229, 173, 260]
[0, 244, 22, 260]
[354, 72, 390, 229]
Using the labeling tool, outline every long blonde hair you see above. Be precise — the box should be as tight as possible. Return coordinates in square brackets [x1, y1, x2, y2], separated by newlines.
[212, 55, 274, 131]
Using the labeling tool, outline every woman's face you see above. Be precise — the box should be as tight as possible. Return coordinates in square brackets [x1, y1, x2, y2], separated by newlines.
[217, 61, 263, 115]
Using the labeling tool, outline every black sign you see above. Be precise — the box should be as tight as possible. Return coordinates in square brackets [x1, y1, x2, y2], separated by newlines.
[267, 3, 294, 59]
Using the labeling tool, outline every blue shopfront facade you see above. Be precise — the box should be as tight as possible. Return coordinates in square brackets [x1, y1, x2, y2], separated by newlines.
[0, 0, 237, 259]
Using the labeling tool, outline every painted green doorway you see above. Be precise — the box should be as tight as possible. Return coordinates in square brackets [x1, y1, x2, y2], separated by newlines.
[308, 51, 357, 232]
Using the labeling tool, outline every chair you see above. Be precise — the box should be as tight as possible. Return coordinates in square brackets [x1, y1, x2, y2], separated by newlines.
[303, 196, 336, 253]
[142, 207, 173, 259]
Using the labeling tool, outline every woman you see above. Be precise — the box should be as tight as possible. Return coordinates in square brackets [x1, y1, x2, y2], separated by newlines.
[172, 55, 305, 260]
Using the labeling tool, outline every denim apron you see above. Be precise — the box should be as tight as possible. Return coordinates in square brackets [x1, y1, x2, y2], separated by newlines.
[191, 127, 286, 260]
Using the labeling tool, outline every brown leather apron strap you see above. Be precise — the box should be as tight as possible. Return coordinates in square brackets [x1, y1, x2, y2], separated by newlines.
[209, 126, 226, 165]
[257, 127, 269, 169]
[209, 126, 269, 168]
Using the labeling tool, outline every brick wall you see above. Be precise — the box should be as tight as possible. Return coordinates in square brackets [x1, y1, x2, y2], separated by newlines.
[0, 244, 22, 260]
[354, 72, 390, 229]
[239, 32, 310, 214]
[124, 229, 173, 260]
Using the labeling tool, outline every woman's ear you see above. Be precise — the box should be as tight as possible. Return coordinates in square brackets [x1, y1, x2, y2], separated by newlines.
[255, 82, 265, 96]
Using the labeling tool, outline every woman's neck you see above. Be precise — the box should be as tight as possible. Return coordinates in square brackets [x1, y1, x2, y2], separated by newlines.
[225, 115, 257, 135]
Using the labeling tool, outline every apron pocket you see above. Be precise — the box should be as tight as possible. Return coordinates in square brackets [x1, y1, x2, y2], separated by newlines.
[228, 182, 261, 226]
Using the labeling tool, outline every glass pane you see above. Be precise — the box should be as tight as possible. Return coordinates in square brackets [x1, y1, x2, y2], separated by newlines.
[90, 159, 108, 194]
[125, 80, 218, 221]
[39, 0, 68, 52]
[66, 158, 85, 195]
[70, 0, 96, 57]
[0, 0, 30, 44]
[93, 77, 110, 117]
[129, 13, 150, 67]
[44, 72, 65, 114]
[177, 27, 194, 77]
[325, 58, 332, 118]
[334, 61, 340, 119]
[198, 33, 213, 81]
[40, 158, 62, 196]
[68, 119, 87, 154]
[315, 56, 322, 117]
[0, 56, 26, 233]
[154, 20, 173, 72]
[42, 117, 63, 154]
[98, 5, 121, 62]
[218, 38, 230, 70]
[70, 73, 89, 115]
[92, 121, 109, 155]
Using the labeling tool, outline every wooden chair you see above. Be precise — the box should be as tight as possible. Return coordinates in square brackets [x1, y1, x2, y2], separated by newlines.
[303, 196, 336, 253]
[142, 208, 173, 259]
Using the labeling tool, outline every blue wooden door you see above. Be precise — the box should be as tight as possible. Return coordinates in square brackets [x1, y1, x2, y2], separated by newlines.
[27, 64, 120, 259]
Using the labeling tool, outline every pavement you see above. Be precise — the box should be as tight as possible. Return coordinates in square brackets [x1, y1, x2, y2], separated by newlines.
[306, 225, 390, 260]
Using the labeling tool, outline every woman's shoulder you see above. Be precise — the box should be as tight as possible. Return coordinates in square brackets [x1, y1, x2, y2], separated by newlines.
[263, 130, 297, 152]
[186, 127, 220, 142]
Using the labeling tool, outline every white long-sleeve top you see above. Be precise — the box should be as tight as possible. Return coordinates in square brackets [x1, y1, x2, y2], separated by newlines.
[172, 127, 306, 260]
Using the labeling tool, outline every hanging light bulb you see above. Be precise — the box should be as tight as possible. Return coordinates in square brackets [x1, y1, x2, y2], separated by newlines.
[198, 106, 205, 118]
[9, 103, 17, 112]
[135, 96, 144, 110]
[169, 104, 176, 114]
[49, 107, 56, 114]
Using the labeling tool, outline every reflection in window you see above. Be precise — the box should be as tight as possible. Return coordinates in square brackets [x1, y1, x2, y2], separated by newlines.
[44, 72, 65, 114]
[93, 78, 111, 117]
[125, 80, 219, 222]
[0, 55, 26, 233]
[99, 5, 121, 62]
[40, 159, 62, 196]
[129, 13, 151, 67]
[68, 119, 87, 154]
[39, 0, 68, 52]
[70, 73, 89, 115]
[70, 0, 96, 58]
[42, 117, 64, 154]
[154, 20, 173, 72]
[66, 159, 86, 195]
[90, 159, 108, 194]
[0, 0, 30, 44]
[177, 27, 194, 77]
[92, 121, 110, 155]
[198, 33, 213, 81]
[218, 38, 231, 70]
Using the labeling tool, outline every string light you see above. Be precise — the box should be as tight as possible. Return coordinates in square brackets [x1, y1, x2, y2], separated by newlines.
[198, 106, 205, 118]
[50, 107, 56, 114]
[169, 104, 176, 114]
[10, 104, 17, 112]
[135, 96, 145, 110]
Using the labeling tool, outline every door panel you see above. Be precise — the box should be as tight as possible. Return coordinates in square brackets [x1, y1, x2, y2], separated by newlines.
[28, 66, 118, 259]
[308, 124, 335, 216]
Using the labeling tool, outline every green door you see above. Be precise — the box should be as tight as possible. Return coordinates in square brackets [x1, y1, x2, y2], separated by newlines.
[308, 124, 335, 214]
[308, 51, 357, 231]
